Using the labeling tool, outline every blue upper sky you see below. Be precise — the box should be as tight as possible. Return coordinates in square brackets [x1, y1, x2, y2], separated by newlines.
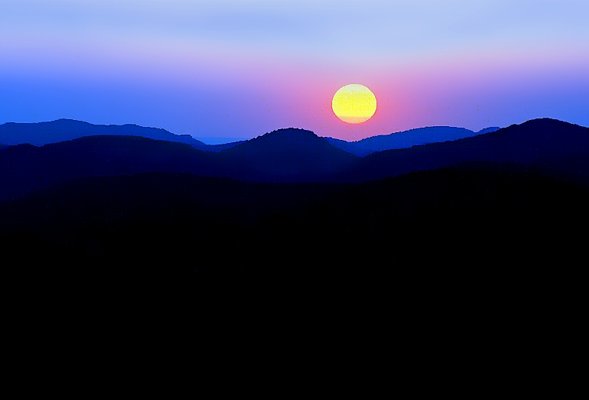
[1, 0, 588, 140]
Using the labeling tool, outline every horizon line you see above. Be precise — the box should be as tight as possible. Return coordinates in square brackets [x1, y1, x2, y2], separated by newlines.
[2, 116, 586, 143]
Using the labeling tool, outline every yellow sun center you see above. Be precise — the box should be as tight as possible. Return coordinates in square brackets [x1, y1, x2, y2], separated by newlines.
[332, 84, 377, 124]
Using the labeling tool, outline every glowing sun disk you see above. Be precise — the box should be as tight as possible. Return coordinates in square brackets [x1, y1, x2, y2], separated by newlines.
[332, 84, 377, 124]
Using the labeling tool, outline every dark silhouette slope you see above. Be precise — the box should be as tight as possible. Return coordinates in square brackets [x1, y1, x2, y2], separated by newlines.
[0, 119, 208, 148]
[0, 128, 358, 199]
[3, 169, 586, 337]
[327, 126, 499, 156]
[220, 128, 357, 181]
[478, 127, 501, 134]
[0, 128, 353, 200]
[1, 167, 587, 277]
[0, 136, 219, 201]
[346, 119, 589, 182]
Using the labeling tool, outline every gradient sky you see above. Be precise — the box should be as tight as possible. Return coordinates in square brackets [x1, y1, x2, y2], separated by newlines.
[1, 0, 588, 141]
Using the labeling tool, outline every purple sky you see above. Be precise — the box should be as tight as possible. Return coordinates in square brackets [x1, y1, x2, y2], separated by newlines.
[1, 0, 588, 141]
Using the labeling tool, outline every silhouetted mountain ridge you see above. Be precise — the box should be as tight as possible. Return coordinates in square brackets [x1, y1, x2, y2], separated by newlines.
[0, 135, 220, 201]
[2, 119, 588, 313]
[0, 129, 352, 199]
[478, 127, 501, 134]
[347, 118, 589, 182]
[0, 119, 209, 149]
[327, 125, 500, 155]
[0, 118, 587, 201]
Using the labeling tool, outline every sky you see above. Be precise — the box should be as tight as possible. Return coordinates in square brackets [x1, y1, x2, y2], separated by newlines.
[1, 0, 588, 141]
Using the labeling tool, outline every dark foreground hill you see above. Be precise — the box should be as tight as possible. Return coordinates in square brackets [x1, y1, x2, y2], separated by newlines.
[2, 165, 587, 337]
[2, 167, 587, 278]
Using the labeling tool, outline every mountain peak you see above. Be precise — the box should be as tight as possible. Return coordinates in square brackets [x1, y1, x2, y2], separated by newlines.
[229, 128, 331, 153]
[517, 118, 580, 129]
[257, 128, 318, 140]
[52, 118, 84, 123]
[220, 127, 355, 180]
[233, 128, 323, 150]
[46, 119, 94, 127]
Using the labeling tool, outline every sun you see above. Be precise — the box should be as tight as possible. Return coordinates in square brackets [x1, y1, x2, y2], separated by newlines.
[332, 84, 377, 124]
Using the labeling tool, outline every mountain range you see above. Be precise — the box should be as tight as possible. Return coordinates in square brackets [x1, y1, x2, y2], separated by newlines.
[346, 118, 589, 182]
[0, 118, 587, 201]
[0, 118, 498, 154]
[0, 118, 232, 150]
[326, 126, 500, 156]
[2, 116, 588, 301]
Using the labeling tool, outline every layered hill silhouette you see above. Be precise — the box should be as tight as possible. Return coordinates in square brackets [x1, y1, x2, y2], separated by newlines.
[0, 119, 209, 149]
[0, 119, 499, 154]
[348, 119, 589, 182]
[327, 126, 500, 156]
[0, 128, 355, 200]
[0, 136, 219, 201]
[2, 117, 589, 307]
[1, 118, 587, 202]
